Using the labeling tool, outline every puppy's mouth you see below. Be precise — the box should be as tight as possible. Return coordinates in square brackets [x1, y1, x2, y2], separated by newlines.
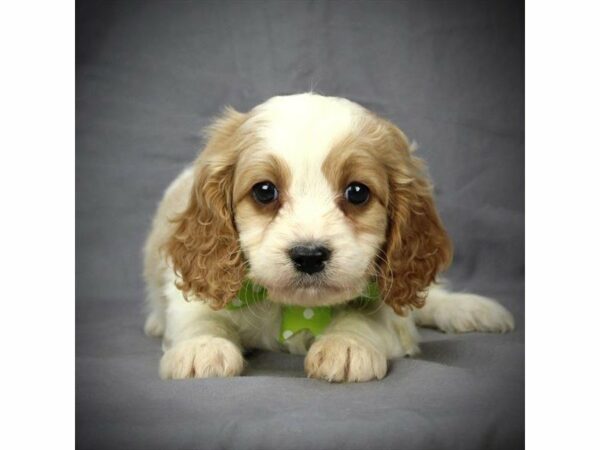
[259, 277, 343, 295]
[290, 273, 336, 289]
[258, 274, 366, 307]
[264, 268, 344, 291]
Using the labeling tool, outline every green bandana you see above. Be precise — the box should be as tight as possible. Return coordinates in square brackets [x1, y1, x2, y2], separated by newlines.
[226, 280, 379, 343]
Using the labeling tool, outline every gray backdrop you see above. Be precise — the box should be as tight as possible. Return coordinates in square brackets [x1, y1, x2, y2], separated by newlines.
[76, 1, 524, 449]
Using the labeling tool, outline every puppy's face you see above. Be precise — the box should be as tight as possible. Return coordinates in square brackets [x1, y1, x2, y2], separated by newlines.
[233, 96, 388, 305]
[168, 94, 451, 313]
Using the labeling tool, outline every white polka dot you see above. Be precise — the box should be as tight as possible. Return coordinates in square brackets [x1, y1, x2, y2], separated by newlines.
[303, 308, 315, 319]
[282, 330, 294, 339]
[231, 298, 242, 307]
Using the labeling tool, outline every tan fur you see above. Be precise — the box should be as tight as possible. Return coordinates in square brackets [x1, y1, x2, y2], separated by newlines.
[233, 153, 292, 215]
[321, 140, 389, 236]
[165, 108, 249, 308]
[372, 119, 453, 315]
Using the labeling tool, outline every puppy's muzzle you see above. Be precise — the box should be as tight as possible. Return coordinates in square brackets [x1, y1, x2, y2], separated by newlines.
[288, 243, 331, 275]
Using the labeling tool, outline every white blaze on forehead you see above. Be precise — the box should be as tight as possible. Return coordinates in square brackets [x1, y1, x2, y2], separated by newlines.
[251, 94, 363, 163]
[248, 94, 366, 230]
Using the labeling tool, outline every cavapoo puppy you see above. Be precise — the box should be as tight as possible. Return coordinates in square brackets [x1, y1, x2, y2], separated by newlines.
[143, 93, 514, 382]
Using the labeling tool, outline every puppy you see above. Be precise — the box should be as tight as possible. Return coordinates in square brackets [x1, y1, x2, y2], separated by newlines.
[143, 93, 514, 382]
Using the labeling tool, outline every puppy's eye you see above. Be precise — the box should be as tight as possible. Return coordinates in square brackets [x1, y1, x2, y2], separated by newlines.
[252, 181, 278, 204]
[344, 182, 370, 205]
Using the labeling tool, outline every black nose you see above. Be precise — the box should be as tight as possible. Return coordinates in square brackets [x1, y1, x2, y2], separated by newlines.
[289, 244, 331, 275]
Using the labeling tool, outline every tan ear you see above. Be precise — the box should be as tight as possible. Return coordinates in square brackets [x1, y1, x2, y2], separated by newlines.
[165, 108, 247, 309]
[376, 123, 453, 315]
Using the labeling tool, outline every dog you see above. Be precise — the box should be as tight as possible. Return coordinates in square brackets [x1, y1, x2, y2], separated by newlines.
[143, 93, 514, 382]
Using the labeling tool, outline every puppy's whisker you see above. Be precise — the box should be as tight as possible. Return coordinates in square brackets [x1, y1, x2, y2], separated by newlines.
[240, 304, 263, 333]
[245, 285, 267, 325]
[373, 252, 395, 301]
[361, 253, 393, 316]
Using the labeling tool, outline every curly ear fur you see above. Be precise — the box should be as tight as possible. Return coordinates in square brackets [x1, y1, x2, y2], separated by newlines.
[165, 108, 247, 309]
[376, 122, 453, 315]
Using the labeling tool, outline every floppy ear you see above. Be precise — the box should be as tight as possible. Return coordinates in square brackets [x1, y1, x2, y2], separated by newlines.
[376, 123, 453, 315]
[165, 108, 247, 309]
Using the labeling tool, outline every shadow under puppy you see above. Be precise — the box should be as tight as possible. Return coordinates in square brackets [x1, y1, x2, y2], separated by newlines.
[143, 93, 514, 382]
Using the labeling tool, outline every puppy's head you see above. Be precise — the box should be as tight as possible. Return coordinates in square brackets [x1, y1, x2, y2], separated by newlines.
[167, 94, 451, 314]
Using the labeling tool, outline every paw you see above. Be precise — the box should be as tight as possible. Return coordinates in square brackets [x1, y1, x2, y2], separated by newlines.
[305, 334, 387, 382]
[144, 312, 165, 337]
[435, 294, 515, 333]
[159, 336, 244, 379]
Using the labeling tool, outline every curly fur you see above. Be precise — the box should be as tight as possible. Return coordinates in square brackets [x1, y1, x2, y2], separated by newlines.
[374, 121, 452, 314]
[165, 108, 248, 308]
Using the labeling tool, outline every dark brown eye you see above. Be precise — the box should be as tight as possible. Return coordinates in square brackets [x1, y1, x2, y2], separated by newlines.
[344, 182, 370, 205]
[252, 181, 278, 204]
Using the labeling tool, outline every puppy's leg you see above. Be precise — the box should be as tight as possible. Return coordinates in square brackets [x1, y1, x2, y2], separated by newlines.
[413, 285, 515, 333]
[305, 305, 420, 383]
[143, 283, 167, 338]
[159, 283, 244, 379]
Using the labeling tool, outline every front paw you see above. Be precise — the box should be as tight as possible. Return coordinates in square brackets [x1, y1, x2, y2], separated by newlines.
[160, 336, 244, 379]
[305, 334, 387, 382]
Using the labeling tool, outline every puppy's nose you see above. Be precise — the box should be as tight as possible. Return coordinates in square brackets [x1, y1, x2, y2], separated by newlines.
[289, 244, 331, 275]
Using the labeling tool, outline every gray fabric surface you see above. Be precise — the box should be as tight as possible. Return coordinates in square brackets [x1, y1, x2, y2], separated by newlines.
[76, 1, 524, 449]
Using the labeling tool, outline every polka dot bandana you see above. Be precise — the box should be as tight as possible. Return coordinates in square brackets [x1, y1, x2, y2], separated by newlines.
[278, 305, 332, 343]
[226, 279, 379, 343]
